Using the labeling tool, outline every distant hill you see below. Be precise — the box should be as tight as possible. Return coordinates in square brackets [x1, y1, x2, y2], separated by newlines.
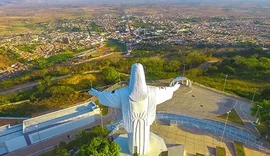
[0, 0, 269, 5]
[0, 0, 46, 5]
[0, 0, 21, 4]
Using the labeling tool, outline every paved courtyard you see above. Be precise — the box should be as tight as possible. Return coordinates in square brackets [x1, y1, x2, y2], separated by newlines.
[157, 84, 250, 120]
[155, 82, 270, 154]
[151, 121, 268, 156]
[156, 84, 261, 137]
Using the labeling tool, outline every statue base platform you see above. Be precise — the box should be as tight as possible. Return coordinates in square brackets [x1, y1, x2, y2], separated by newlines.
[114, 132, 168, 156]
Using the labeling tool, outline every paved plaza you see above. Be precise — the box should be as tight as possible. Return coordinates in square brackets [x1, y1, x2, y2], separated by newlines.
[156, 113, 263, 149]
[157, 84, 250, 120]
[151, 122, 267, 156]
[156, 84, 261, 137]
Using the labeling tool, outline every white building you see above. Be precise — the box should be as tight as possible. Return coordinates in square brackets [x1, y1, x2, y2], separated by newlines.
[0, 102, 100, 155]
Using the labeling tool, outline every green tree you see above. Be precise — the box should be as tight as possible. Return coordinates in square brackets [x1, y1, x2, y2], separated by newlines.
[251, 100, 270, 124]
[186, 68, 202, 79]
[204, 66, 218, 75]
[219, 65, 236, 74]
[164, 60, 181, 72]
[47, 86, 75, 96]
[0, 80, 13, 90]
[55, 148, 68, 156]
[78, 137, 120, 156]
[40, 142, 68, 156]
[102, 67, 120, 84]
[261, 87, 270, 101]
[75, 126, 109, 148]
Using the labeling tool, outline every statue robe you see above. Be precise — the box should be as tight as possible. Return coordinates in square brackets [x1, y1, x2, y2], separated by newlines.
[96, 85, 177, 154]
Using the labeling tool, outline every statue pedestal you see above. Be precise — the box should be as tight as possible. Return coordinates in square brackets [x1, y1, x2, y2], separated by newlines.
[114, 132, 167, 156]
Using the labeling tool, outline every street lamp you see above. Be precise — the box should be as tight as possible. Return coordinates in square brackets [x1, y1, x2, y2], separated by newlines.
[255, 105, 262, 124]
[221, 110, 231, 142]
[100, 108, 104, 131]
[251, 88, 257, 105]
[114, 107, 117, 120]
[222, 75, 228, 92]
[200, 104, 204, 117]
[183, 64, 187, 77]
[118, 72, 121, 83]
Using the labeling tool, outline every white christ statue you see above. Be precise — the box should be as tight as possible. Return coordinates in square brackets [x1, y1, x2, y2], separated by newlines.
[88, 63, 180, 155]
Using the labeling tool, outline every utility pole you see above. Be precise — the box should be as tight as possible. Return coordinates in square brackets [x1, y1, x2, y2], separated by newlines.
[183, 64, 186, 77]
[222, 75, 228, 92]
[255, 105, 262, 124]
[200, 104, 204, 117]
[118, 72, 121, 83]
[221, 111, 231, 142]
[251, 88, 257, 105]
[100, 108, 104, 131]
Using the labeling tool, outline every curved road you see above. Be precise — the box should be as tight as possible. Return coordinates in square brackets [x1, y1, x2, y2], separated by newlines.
[0, 71, 100, 95]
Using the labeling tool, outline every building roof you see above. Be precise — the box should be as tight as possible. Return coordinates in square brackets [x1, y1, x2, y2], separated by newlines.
[23, 102, 98, 133]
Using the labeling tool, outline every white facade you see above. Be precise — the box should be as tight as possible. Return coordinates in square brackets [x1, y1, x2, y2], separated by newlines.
[5, 136, 27, 152]
[0, 101, 100, 155]
[29, 112, 96, 144]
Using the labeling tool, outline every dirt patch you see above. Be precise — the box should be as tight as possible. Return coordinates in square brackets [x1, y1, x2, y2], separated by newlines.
[0, 119, 24, 126]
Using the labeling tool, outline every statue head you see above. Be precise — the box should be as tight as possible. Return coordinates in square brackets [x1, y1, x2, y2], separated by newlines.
[129, 63, 148, 102]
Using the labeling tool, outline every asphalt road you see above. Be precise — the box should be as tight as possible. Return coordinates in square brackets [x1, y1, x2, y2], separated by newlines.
[0, 71, 100, 95]
[198, 61, 218, 70]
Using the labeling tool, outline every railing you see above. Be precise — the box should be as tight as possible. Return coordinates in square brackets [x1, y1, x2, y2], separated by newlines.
[156, 113, 270, 154]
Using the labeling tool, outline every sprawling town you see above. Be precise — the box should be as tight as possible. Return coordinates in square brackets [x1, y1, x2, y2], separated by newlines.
[0, 1, 270, 156]
[1, 4, 270, 80]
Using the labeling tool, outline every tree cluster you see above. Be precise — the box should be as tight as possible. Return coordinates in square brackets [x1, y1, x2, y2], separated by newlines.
[41, 126, 120, 156]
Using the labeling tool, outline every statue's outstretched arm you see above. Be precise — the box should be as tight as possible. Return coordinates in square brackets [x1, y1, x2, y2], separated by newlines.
[155, 82, 180, 105]
[88, 88, 121, 109]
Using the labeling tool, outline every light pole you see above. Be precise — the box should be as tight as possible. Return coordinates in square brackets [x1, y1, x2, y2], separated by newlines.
[35, 125, 44, 154]
[90, 80, 92, 88]
[183, 64, 187, 77]
[251, 88, 257, 105]
[114, 107, 117, 120]
[255, 105, 262, 124]
[100, 108, 104, 131]
[222, 75, 228, 92]
[200, 104, 204, 117]
[221, 111, 231, 142]
[118, 72, 121, 83]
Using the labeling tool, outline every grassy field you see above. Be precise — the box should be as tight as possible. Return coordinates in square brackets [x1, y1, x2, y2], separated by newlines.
[218, 108, 245, 126]
[16, 44, 39, 53]
[235, 142, 245, 156]
[0, 55, 13, 69]
[106, 39, 127, 52]
[216, 146, 226, 156]
[193, 75, 269, 101]
[0, 4, 96, 35]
